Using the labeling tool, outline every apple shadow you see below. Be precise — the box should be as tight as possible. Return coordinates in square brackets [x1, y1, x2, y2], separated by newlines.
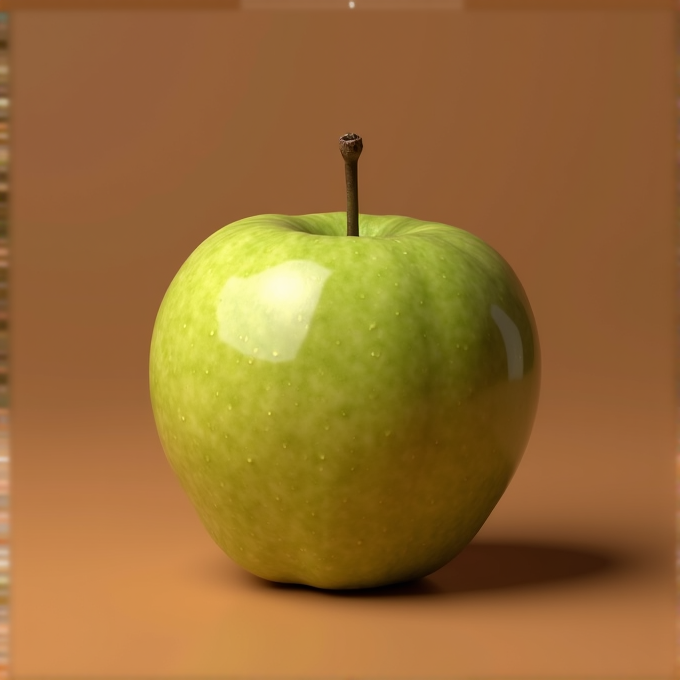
[245, 540, 631, 598]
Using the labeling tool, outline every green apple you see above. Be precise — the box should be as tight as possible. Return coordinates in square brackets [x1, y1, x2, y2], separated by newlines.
[149, 135, 540, 589]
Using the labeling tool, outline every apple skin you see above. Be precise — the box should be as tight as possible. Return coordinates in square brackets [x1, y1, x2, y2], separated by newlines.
[149, 213, 540, 589]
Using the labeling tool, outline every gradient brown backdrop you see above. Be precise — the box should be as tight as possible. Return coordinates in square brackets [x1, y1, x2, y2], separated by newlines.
[9, 6, 676, 679]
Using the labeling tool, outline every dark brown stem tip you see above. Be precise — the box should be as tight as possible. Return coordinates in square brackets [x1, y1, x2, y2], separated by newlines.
[339, 133, 363, 163]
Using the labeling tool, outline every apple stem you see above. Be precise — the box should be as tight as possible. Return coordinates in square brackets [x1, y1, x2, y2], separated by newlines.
[339, 133, 363, 237]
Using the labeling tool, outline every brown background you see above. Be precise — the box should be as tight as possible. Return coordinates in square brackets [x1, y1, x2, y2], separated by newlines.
[9, 5, 676, 679]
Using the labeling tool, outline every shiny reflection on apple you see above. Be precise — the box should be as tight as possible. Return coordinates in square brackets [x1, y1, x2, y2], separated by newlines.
[491, 303, 524, 381]
[217, 259, 332, 363]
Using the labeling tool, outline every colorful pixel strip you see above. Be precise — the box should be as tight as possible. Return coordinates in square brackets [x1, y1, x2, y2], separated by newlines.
[0, 12, 8, 680]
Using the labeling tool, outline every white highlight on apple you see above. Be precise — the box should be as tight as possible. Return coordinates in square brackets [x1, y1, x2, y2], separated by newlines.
[490, 304, 523, 381]
[217, 260, 332, 363]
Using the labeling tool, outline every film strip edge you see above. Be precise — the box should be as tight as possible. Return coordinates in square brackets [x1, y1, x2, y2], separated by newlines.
[0, 11, 8, 680]
[676, 2, 680, 677]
